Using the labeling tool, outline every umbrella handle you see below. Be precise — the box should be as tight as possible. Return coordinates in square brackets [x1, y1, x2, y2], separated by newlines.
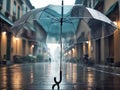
[52, 70, 62, 90]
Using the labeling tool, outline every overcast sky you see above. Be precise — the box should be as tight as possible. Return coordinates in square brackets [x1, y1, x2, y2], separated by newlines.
[30, 0, 75, 8]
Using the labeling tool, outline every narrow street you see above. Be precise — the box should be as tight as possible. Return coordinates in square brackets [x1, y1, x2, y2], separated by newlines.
[0, 62, 120, 90]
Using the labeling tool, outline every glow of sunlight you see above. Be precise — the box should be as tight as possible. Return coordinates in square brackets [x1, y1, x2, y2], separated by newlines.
[47, 43, 60, 61]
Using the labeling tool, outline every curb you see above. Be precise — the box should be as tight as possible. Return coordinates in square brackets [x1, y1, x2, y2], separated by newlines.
[95, 65, 120, 74]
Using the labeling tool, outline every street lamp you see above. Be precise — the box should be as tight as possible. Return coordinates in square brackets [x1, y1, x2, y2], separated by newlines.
[115, 0, 120, 29]
[31, 45, 34, 48]
[85, 41, 89, 44]
[31, 45, 34, 55]
[113, 20, 120, 30]
[3, 31, 6, 35]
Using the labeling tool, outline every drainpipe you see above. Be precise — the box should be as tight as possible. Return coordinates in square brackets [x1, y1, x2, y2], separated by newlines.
[118, 0, 120, 61]
[0, 29, 1, 62]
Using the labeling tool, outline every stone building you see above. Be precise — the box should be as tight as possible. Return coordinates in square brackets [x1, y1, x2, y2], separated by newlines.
[0, 0, 34, 64]
[65, 0, 120, 66]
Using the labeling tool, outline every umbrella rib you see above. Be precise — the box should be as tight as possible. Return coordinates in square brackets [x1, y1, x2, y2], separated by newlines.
[14, 23, 26, 37]
[38, 7, 60, 20]
[38, 6, 50, 20]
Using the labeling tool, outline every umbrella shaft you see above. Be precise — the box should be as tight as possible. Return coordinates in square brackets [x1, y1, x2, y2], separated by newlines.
[60, 0, 64, 71]
[60, 24, 62, 70]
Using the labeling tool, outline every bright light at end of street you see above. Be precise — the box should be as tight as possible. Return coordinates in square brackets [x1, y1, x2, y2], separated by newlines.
[15, 37, 19, 41]
[30, 0, 75, 8]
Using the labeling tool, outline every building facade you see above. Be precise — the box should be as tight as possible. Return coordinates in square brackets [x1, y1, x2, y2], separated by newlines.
[0, 0, 35, 64]
[65, 0, 120, 66]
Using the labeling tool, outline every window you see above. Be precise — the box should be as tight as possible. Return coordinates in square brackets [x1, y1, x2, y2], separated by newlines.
[89, 0, 91, 7]
[22, 5, 26, 15]
[6, 0, 11, 12]
[93, 0, 96, 7]
[0, 0, 3, 9]
[13, 1, 16, 15]
[18, 6, 20, 19]
[26, 7, 28, 13]
[83, 0, 88, 6]
[75, 0, 83, 4]
[0, 0, 3, 5]
[22, 5, 24, 15]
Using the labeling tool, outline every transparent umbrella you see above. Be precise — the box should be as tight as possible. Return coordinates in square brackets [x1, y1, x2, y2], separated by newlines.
[11, 4, 116, 41]
[10, 1, 116, 90]
[11, 8, 47, 41]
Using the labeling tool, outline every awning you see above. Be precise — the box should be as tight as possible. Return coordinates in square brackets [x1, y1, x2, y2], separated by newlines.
[106, 1, 118, 16]
[0, 13, 13, 26]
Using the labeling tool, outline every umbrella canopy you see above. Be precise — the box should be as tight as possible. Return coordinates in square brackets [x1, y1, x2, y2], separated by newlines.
[11, 8, 47, 41]
[11, 4, 116, 42]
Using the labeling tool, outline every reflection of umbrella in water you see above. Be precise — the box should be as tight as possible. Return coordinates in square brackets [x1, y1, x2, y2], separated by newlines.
[10, 0, 116, 89]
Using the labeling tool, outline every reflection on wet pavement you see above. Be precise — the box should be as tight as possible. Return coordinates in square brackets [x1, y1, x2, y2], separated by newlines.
[0, 62, 120, 90]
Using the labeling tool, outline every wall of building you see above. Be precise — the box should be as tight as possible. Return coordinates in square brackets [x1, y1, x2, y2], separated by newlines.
[0, 0, 34, 63]
[104, 0, 117, 13]
[69, 0, 120, 65]
[114, 0, 120, 63]
[114, 28, 120, 63]
[87, 41, 91, 58]
[1, 32, 7, 60]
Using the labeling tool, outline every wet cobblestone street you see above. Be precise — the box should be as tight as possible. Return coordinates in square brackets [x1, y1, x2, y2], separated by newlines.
[0, 62, 120, 90]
